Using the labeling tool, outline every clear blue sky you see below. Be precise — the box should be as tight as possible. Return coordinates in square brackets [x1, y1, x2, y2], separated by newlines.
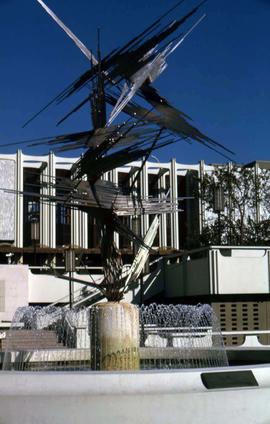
[0, 0, 270, 164]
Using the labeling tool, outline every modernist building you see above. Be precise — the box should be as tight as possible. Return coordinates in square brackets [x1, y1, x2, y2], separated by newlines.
[0, 151, 268, 261]
[0, 151, 215, 266]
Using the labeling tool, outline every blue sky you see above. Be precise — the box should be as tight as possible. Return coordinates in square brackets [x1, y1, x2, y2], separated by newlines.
[0, 0, 270, 164]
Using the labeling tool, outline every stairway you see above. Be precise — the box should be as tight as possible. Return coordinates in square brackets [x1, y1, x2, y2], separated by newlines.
[1, 329, 63, 351]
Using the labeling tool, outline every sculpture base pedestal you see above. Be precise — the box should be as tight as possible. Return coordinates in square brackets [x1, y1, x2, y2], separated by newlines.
[90, 302, 140, 371]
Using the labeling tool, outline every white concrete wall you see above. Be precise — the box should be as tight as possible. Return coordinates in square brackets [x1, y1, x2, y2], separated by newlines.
[1, 246, 269, 319]
[0, 265, 104, 323]
[0, 266, 28, 321]
[212, 248, 270, 294]
[28, 271, 102, 304]
[164, 247, 270, 298]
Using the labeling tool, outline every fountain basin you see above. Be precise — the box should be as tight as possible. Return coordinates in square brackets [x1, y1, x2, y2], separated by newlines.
[0, 365, 270, 424]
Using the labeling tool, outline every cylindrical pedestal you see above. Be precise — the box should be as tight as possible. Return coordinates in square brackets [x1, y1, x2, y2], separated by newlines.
[90, 302, 140, 371]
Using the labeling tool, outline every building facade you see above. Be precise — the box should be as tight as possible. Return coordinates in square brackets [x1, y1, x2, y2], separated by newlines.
[0, 152, 269, 264]
[0, 151, 216, 265]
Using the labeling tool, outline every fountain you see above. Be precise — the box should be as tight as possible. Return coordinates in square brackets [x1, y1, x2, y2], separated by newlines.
[1, 303, 270, 424]
[2, 303, 228, 372]
[0, 0, 232, 377]
[1, 1, 270, 423]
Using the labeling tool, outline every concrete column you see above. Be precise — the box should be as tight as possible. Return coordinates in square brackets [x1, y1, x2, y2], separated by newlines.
[112, 168, 119, 248]
[81, 210, 88, 249]
[170, 159, 179, 250]
[48, 152, 56, 248]
[71, 208, 79, 248]
[140, 161, 149, 237]
[81, 174, 88, 249]
[158, 171, 167, 248]
[129, 166, 140, 249]
[199, 160, 205, 235]
[15, 150, 23, 248]
[40, 157, 49, 247]
[71, 207, 88, 249]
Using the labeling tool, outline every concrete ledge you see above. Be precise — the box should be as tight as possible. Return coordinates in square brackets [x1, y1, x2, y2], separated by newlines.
[1, 365, 270, 424]
[1, 364, 270, 396]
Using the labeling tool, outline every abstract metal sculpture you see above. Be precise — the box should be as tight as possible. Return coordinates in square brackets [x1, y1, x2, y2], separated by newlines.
[6, 0, 234, 301]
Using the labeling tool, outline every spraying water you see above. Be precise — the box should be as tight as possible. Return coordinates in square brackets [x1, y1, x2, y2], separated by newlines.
[2, 303, 228, 371]
[140, 303, 228, 369]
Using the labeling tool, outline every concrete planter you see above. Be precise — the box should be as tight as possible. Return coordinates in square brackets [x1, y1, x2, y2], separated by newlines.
[90, 302, 140, 371]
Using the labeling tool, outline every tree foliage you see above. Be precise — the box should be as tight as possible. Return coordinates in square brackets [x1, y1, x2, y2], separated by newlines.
[200, 165, 270, 246]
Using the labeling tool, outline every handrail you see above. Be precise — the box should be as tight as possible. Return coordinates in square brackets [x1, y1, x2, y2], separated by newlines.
[64, 313, 75, 333]
[72, 288, 103, 308]
[141, 325, 270, 338]
[48, 287, 85, 308]
[29, 266, 104, 271]
[221, 330, 270, 336]
[161, 245, 270, 262]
